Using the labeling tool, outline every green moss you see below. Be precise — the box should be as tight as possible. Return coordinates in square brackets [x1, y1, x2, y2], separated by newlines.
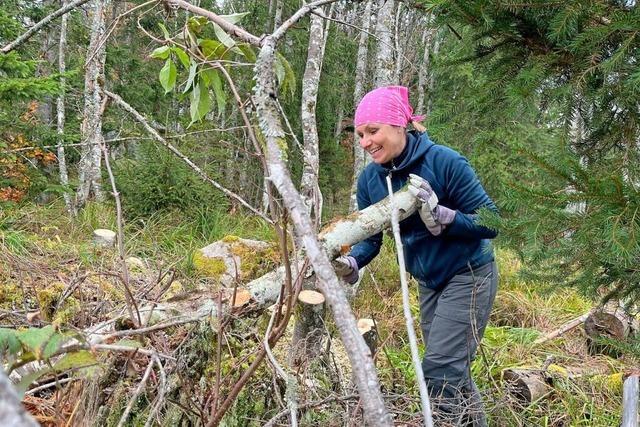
[221, 235, 240, 243]
[0, 281, 23, 308]
[36, 281, 80, 324]
[192, 250, 227, 279]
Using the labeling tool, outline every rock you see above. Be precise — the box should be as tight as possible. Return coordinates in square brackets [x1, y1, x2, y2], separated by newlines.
[93, 229, 116, 247]
[193, 235, 278, 287]
[125, 257, 146, 272]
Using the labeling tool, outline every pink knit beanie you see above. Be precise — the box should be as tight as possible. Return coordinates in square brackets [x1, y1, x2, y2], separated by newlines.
[354, 86, 424, 128]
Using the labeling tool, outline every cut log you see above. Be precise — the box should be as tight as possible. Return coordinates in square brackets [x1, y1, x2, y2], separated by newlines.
[93, 229, 115, 247]
[357, 318, 377, 356]
[502, 368, 551, 403]
[290, 289, 326, 366]
[584, 302, 637, 356]
[622, 374, 639, 427]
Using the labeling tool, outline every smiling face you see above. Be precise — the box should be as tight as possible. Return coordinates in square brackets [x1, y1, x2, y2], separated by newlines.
[356, 123, 406, 164]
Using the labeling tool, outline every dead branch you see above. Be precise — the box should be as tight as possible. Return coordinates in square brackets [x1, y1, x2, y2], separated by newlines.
[533, 310, 594, 345]
[1, 0, 94, 53]
[116, 357, 155, 427]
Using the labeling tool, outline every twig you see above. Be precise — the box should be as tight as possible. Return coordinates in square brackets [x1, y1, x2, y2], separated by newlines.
[385, 175, 433, 427]
[144, 354, 167, 427]
[1, 0, 93, 53]
[533, 310, 594, 345]
[263, 393, 358, 427]
[116, 358, 155, 427]
[25, 377, 78, 396]
[104, 90, 273, 224]
[98, 102, 141, 327]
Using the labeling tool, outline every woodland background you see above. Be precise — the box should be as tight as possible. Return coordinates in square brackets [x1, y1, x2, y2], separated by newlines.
[1, 0, 640, 425]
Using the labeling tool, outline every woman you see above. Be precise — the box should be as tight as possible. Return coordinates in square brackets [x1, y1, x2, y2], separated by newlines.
[334, 86, 498, 425]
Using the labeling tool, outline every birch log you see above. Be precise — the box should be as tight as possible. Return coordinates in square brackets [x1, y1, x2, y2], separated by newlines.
[350, 0, 373, 212]
[76, 0, 110, 207]
[254, 32, 393, 427]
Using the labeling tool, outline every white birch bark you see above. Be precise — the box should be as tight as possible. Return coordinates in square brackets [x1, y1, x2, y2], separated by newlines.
[392, 2, 403, 85]
[254, 35, 392, 426]
[566, 94, 587, 215]
[416, 23, 435, 115]
[373, 0, 396, 87]
[76, 0, 110, 208]
[427, 31, 440, 116]
[300, 9, 327, 228]
[57, 0, 74, 214]
[273, 0, 284, 32]
[349, 0, 373, 212]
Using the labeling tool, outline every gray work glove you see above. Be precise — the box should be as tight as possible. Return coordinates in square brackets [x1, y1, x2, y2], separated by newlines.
[332, 255, 359, 284]
[408, 173, 456, 236]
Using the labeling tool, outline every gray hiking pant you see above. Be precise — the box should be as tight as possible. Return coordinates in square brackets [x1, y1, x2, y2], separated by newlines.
[418, 262, 498, 426]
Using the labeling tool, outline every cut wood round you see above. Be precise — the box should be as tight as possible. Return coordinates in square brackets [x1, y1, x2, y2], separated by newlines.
[357, 318, 377, 356]
[93, 229, 116, 247]
[231, 289, 252, 308]
[502, 368, 550, 403]
[298, 290, 325, 305]
[584, 302, 635, 356]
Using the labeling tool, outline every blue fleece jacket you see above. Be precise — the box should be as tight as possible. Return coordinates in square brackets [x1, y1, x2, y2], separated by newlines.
[349, 130, 498, 290]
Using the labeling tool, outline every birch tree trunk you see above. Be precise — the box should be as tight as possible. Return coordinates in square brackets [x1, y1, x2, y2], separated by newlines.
[349, 0, 373, 212]
[426, 31, 440, 116]
[416, 24, 435, 115]
[566, 93, 587, 215]
[373, 0, 396, 87]
[273, 0, 284, 32]
[392, 2, 404, 85]
[57, 0, 74, 215]
[254, 34, 392, 427]
[300, 9, 327, 228]
[76, 0, 110, 208]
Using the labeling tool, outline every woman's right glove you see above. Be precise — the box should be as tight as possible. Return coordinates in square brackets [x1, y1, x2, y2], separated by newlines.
[408, 173, 456, 236]
[332, 255, 359, 284]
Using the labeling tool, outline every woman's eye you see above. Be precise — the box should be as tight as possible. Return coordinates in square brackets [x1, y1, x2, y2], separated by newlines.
[370, 129, 378, 134]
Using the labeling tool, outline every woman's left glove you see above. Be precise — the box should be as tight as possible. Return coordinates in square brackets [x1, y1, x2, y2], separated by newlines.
[408, 173, 456, 236]
[332, 256, 359, 284]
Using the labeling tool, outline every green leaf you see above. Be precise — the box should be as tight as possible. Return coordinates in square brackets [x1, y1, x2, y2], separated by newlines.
[199, 39, 226, 60]
[158, 23, 170, 40]
[212, 23, 236, 49]
[189, 81, 211, 124]
[159, 59, 177, 93]
[150, 45, 170, 60]
[207, 68, 226, 113]
[237, 43, 256, 63]
[275, 52, 296, 98]
[0, 328, 21, 356]
[172, 47, 190, 69]
[217, 12, 250, 25]
[42, 332, 66, 359]
[183, 61, 197, 94]
[187, 16, 208, 35]
[17, 325, 55, 359]
[53, 350, 97, 371]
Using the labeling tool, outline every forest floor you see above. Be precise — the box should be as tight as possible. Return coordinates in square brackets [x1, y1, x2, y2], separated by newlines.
[1, 200, 638, 426]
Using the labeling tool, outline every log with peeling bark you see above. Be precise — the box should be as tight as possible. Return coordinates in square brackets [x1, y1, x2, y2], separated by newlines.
[502, 368, 551, 403]
[291, 290, 326, 366]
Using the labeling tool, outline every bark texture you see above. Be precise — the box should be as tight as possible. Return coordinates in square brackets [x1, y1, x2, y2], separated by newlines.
[373, 0, 396, 87]
[416, 24, 435, 115]
[76, 0, 110, 207]
[350, 0, 373, 212]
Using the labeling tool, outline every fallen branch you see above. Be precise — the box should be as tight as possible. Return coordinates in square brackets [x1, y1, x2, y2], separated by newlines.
[533, 310, 594, 345]
[1, 0, 93, 53]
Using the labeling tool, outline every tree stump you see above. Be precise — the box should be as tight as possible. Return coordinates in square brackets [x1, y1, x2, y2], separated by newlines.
[502, 368, 551, 403]
[357, 318, 377, 357]
[290, 289, 326, 367]
[584, 302, 637, 356]
[93, 229, 115, 247]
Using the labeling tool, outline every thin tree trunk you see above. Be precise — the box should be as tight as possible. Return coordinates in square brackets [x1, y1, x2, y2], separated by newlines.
[57, 0, 74, 215]
[416, 24, 435, 115]
[76, 0, 110, 208]
[373, 0, 395, 87]
[300, 9, 327, 228]
[350, 0, 372, 212]
[392, 2, 403, 85]
[254, 35, 392, 426]
[426, 31, 440, 116]
[273, 0, 284, 32]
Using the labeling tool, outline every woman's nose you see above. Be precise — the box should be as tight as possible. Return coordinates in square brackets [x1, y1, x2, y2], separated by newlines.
[359, 135, 369, 148]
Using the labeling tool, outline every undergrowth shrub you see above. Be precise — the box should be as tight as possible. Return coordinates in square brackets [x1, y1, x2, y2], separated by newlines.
[112, 143, 227, 218]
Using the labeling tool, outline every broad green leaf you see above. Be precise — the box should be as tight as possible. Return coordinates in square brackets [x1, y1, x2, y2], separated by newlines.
[15, 367, 51, 398]
[42, 332, 66, 359]
[158, 23, 170, 40]
[159, 59, 177, 93]
[183, 61, 198, 94]
[237, 43, 256, 63]
[150, 45, 170, 60]
[17, 325, 55, 359]
[190, 82, 211, 124]
[199, 39, 226, 60]
[0, 328, 21, 355]
[217, 12, 249, 24]
[172, 47, 190, 69]
[275, 52, 296, 98]
[212, 23, 236, 49]
[115, 339, 142, 348]
[187, 16, 208, 35]
[53, 350, 97, 371]
[207, 68, 226, 113]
